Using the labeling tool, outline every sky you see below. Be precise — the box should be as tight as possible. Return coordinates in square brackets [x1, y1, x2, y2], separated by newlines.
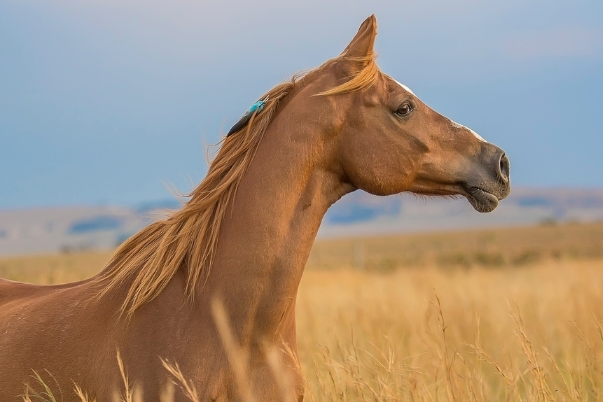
[0, 0, 602, 209]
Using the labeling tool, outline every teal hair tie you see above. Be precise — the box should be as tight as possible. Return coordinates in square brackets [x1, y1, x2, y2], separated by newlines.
[248, 100, 265, 114]
[227, 96, 269, 137]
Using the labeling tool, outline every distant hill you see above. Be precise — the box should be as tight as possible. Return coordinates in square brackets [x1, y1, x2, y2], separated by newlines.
[1, 188, 602, 255]
[321, 187, 603, 236]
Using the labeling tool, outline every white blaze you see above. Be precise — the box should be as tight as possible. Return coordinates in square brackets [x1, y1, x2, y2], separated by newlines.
[450, 119, 488, 143]
[393, 79, 416, 96]
[389, 73, 487, 143]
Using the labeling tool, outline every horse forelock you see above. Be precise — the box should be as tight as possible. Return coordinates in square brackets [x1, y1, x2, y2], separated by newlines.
[93, 54, 379, 318]
[317, 52, 380, 96]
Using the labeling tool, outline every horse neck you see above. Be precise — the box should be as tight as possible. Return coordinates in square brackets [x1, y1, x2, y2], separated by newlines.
[205, 112, 351, 343]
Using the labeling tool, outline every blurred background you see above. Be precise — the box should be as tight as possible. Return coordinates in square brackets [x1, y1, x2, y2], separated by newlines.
[1, 0, 602, 254]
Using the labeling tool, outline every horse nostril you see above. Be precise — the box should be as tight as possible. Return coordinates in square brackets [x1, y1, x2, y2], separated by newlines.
[498, 153, 510, 183]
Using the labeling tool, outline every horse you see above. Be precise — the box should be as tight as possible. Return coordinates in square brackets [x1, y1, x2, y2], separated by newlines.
[0, 15, 510, 401]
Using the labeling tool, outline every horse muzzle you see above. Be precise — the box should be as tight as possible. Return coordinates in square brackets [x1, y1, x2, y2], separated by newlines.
[462, 145, 510, 213]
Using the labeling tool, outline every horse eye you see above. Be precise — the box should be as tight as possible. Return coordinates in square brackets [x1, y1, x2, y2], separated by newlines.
[395, 102, 413, 117]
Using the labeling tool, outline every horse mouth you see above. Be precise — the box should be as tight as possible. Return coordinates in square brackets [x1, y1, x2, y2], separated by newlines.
[465, 187, 500, 213]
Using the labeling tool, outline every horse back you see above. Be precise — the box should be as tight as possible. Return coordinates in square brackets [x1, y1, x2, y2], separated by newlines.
[0, 277, 90, 307]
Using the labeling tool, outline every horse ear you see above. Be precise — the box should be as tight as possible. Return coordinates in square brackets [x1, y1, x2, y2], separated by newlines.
[340, 15, 377, 59]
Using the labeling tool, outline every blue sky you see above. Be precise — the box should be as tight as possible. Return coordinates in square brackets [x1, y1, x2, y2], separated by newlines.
[1, 0, 602, 209]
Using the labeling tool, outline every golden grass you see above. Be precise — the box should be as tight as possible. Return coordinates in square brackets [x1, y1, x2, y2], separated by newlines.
[298, 259, 603, 401]
[0, 252, 109, 284]
[308, 222, 603, 271]
[4, 222, 603, 401]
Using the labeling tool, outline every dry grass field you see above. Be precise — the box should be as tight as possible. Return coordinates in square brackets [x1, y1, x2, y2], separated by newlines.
[2, 222, 603, 401]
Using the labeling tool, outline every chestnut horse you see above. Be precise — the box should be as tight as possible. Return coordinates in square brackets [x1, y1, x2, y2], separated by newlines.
[0, 15, 510, 401]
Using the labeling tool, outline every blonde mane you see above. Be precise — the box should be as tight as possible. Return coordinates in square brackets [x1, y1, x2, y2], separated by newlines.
[95, 52, 380, 317]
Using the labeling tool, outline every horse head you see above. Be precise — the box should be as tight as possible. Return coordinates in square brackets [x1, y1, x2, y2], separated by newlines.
[278, 15, 510, 212]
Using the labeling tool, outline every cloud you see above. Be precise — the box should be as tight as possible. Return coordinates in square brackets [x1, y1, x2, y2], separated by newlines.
[504, 26, 603, 61]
